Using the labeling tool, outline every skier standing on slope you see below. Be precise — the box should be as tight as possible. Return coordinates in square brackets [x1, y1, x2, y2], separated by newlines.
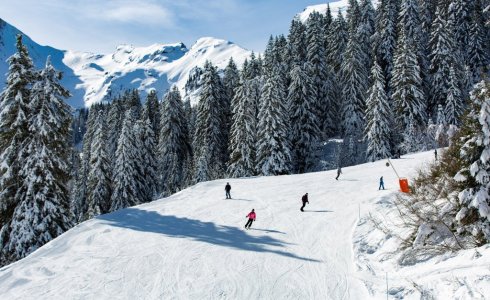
[335, 167, 342, 180]
[379, 176, 385, 190]
[434, 148, 438, 161]
[245, 209, 256, 229]
[225, 182, 231, 199]
[300, 193, 309, 212]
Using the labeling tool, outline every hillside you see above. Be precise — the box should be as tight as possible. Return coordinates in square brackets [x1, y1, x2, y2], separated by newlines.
[0, 18, 251, 107]
[0, 150, 488, 299]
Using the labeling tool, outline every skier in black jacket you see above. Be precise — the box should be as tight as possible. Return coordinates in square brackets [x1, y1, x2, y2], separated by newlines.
[300, 193, 309, 212]
[225, 182, 231, 199]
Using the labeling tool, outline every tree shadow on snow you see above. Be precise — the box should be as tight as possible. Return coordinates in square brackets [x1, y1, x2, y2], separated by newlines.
[99, 208, 320, 262]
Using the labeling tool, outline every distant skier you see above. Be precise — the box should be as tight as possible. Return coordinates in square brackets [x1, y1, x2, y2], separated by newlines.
[379, 176, 385, 190]
[434, 148, 438, 161]
[225, 182, 231, 199]
[244, 209, 256, 229]
[300, 193, 309, 212]
[335, 167, 342, 180]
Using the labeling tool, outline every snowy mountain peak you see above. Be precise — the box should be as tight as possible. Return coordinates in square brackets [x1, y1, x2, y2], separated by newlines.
[297, 0, 379, 22]
[0, 19, 250, 107]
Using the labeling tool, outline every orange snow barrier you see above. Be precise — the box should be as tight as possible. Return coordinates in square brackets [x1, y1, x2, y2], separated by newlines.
[399, 178, 410, 193]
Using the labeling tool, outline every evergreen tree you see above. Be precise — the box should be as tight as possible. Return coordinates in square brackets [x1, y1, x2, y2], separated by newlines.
[306, 12, 332, 138]
[222, 58, 240, 141]
[288, 64, 321, 173]
[467, 2, 489, 84]
[256, 67, 292, 175]
[347, 0, 362, 34]
[142, 90, 160, 143]
[158, 86, 191, 195]
[0, 35, 36, 256]
[454, 79, 490, 245]
[110, 111, 142, 211]
[135, 116, 157, 202]
[287, 19, 307, 68]
[365, 59, 392, 161]
[391, 23, 426, 151]
[193, 61, 227, 182]
[341, 30, 368, 137]
[86, 110, 111, 219]
[227, 69, 260, 178]
[106, 97, 124, 162]
[445, 66, 464, 126]
[358, 0, 376, 73]
[70, 104, 102, 222]
[1, 57, 73, 265]
[326, 12, 349, 74]
[374, 0, 400, 85]
[429, 3, 456, 116]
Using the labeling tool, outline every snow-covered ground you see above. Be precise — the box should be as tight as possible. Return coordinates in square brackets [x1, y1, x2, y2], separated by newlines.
[0, 150, 489, 299]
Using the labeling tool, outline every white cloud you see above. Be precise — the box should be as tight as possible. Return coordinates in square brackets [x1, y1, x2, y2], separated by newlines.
[100, 1, 175, 27]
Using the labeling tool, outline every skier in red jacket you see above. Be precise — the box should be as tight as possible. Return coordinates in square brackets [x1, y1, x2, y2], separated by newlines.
[244, 209, 256, 229]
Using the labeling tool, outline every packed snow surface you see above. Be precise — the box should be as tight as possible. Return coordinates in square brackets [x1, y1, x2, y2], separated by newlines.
[1, 151, 489, 299]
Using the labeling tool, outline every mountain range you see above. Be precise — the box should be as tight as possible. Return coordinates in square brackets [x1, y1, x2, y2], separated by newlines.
[0, 18, 251, 108]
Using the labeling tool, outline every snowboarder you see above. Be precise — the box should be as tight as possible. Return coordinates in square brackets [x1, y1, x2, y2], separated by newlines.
[379, 176, 385, 190]
[245, 209, 256, 229]
[434, 148, 438, 161]
[300, 193, 309, 212]
[225, 182, 231, 199]
[335, 167, 342, 180]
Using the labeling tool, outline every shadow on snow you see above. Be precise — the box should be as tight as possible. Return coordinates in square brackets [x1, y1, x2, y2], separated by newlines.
[99, 208, 320, 263]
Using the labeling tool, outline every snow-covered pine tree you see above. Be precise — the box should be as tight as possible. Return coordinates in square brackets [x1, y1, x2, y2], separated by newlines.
[124, 89, 142, 120]
[445, 65, 464, 126]
[448, 0, 472, 68]
[467, 2, 489, 84]
[0, 35, 36, 254]
[365, 58, 392, 161]
[287, 19, 307, 68]
[288, 63, 321, 173]
[135, 115, 157, 203]
[429, 2, 458, 117]
[142, 90, 160, 144]
[347, 0, 362, 34]
[358, 0, 376, 74]
[256, 66, 292, 176]
[192, 61, 227, 182]
[70, 104, 104, 222]
[106, 97, 124, 162]
[398, 0, 428, 107]
[341, 27, 368, 138]
[2, 56, 73, 265]
[326, 11, 348, 75]
[222, 58, 240, 141]
[227, 69, 260, 178]
[306, 12, 335, 138]
[158, 86, 191, 195]
[454, 79, 490, 245]
[86, 110, 111, 219]
[374, 0, 400, 86]
[110, 111, 143, 211]
[391, 20, 426, 152]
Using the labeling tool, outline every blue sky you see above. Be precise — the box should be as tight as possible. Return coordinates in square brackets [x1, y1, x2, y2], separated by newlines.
[0, 0, 333, 53]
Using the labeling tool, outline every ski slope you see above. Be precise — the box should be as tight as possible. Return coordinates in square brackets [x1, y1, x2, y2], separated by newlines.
[1, 151, 489, 299]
